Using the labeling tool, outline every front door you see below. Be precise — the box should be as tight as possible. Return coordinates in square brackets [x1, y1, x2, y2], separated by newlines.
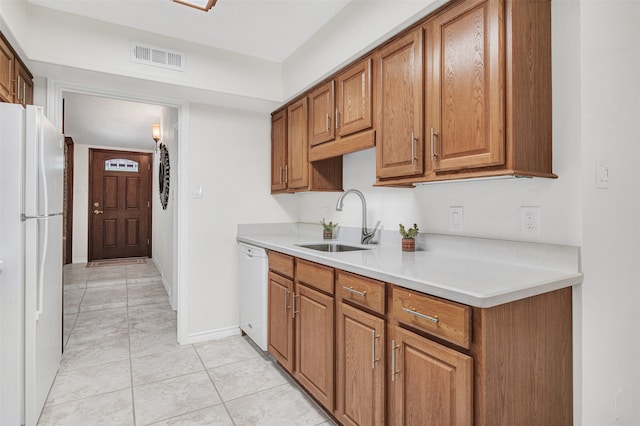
[88, 149, 152, 261]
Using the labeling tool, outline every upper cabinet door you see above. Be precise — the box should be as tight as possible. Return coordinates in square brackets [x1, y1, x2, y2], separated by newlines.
[376, 29, 424, 179]
[336, 57, 373, 138]
[426, 0, 505, 172]
[0, 36, 15, 103]
[287, 97, 309, 190]
[271, 109, 288, 193]
[309, 81, 335, 146]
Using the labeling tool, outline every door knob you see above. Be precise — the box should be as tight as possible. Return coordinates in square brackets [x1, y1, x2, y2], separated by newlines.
[93, 210, 104, 215]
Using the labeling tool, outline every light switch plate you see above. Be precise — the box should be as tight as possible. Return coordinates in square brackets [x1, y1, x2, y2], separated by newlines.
[596, 159, 609, 189]
[449, 206, 463, 231]
[192, 185, 203, 199]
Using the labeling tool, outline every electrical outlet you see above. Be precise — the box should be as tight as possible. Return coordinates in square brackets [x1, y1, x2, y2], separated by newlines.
[449, 206, 463, 231]
[521, 206, 540, 235]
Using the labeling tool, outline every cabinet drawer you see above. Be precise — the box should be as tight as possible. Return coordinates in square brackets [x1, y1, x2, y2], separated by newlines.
[391, 286, 471, 349]
[296, 258, 334, 294]
[268, 251, 294, 278]
[337, 271, 385, 315]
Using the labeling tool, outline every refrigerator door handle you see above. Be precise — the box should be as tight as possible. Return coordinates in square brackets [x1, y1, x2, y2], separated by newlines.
[21, 213, 63, 221]
[35, 218, 48, 320]
[37, 111, 49, 216]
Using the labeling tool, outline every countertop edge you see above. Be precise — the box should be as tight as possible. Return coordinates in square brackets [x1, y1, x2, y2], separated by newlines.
[236, 234, 584, 308]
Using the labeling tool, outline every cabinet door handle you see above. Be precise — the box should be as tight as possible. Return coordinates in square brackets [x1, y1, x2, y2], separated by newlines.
[411, 132, 416, 164]
[430, 128, 438, 161]
[371, 330, 380, 369]
[342, 286, 366, 297]
[402, 306, 439, 324]
[284, 165, 288, 183]
[291, 292, 299, 319]
[326, 112, 330, 132]
[335, 108, 339, 130]
[391, 340, 400, 382]
[283, 288, 289, 314]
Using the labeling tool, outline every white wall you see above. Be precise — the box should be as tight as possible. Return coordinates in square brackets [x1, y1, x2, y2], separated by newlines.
[580, 1, 640, 424]
[72, 144, 154, 263]
[297, 1, 582, 248]
[184, 103, 298, 340]
[282, 0, 447, 99]
[152, 108, 179, 308]
[0, 2, 282, 103]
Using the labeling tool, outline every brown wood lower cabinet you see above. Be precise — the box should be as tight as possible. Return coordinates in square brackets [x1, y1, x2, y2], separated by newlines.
[294, 282, 334, 411]
[388, 325, 473, 426]
[266, 250, 572, 425]
[335, 302, 385, 426]
[267, 271, 294, 373]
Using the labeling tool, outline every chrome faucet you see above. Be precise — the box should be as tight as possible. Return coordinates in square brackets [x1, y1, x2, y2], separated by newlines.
[335, 189, 381, 245]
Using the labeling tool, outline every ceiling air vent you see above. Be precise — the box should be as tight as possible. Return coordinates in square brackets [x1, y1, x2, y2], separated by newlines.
[131, 43, 186, 72]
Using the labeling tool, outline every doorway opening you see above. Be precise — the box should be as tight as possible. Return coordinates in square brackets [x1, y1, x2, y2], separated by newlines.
[88, 149, 153, 261]
[50, 80, 187, 343]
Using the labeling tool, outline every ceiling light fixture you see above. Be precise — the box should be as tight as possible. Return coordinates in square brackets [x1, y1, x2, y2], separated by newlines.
[173, 0, 217, 12]
[152, 123, 161, 145]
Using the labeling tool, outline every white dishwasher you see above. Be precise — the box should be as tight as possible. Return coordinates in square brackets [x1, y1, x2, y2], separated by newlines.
[238, 242, 269, 351]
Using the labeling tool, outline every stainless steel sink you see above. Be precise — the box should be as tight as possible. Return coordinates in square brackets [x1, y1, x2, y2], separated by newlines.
[296, 243, 371, 252]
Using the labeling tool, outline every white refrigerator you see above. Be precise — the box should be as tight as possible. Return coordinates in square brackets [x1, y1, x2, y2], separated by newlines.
[0, 104, 64, 426]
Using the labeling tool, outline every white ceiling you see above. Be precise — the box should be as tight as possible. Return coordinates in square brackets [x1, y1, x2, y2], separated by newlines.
[43, 0, 352, 150]
[28, 0, 351, 63]
[63, 92, 169, 150]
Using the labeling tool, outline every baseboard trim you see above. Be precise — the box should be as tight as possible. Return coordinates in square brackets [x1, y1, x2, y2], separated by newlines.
[184, 326, 241, 345]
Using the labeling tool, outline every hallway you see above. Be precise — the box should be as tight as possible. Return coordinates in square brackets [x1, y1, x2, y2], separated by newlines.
[40, 260, 331, 425]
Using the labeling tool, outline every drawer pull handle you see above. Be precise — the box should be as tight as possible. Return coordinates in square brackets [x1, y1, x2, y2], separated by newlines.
[343, 286, 366, 297]
[402, 307, 439, 324]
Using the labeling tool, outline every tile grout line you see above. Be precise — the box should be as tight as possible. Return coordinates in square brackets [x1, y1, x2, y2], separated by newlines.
[193, 345, 238, 426]
[126, 266, 138, 426]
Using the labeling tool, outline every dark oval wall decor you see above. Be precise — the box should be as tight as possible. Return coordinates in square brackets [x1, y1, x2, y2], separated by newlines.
[159, 143, 170, 210]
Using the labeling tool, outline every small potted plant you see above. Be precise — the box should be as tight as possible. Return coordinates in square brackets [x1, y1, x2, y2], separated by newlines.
[399, 223, 419, 252]
[321, 218, 338, 240]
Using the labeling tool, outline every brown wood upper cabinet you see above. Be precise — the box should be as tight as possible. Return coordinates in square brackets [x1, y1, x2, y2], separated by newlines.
[15, 59, 34, 107]
[426, 0, 504, 173]
[271, 109, 288, 192]
[308, 57, 374, 162]
[415, 0, 553, 183]
[309, 80, 335, 146]
[0, 32, 34, 106]
[375, 29, 424, 179]
[271, 99, 343, 194]
[0, 35, 15, 103]
[287, 97, 310, 190]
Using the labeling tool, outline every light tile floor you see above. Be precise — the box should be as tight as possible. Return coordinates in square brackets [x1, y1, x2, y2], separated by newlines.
[40, 260, 332, 425]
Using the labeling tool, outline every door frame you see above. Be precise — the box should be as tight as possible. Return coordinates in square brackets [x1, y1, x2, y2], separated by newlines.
[46, 79, 190, 345]
[87, 148, 153, 262]
[64, 137, 74, 265]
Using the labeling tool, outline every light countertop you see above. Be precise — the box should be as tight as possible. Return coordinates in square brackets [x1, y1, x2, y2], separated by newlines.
[237, 223, 583, 308]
